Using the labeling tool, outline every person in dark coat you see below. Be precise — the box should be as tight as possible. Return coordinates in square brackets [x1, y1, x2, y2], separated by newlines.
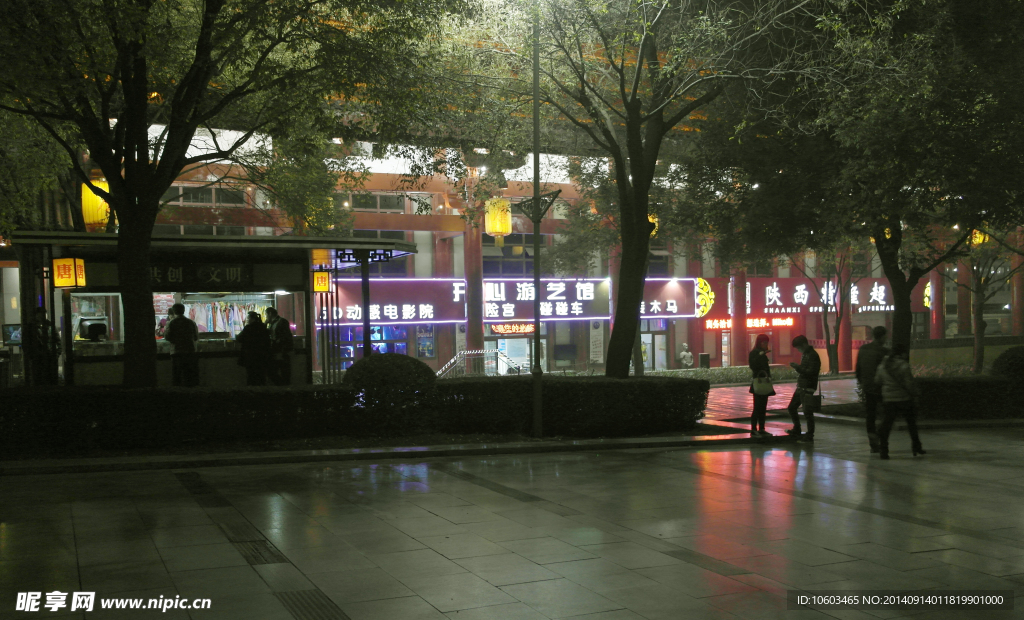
[786, 335, 821, 442]
[27, 307, 60, 385]
[164, 303, 199, 387]
[874, 343, 925, 459]
[856, 326, 889, 452]
[236, 311, 270, 386]
[748, 333, 775, 437]
[265, 307, 293, 386]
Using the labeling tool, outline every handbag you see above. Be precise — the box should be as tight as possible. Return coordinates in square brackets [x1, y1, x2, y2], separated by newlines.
[752, 372, 774, 396]
[802, 383, 823, 413]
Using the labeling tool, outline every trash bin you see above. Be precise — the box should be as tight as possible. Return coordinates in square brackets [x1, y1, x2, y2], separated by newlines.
[698, 352, 710, 369]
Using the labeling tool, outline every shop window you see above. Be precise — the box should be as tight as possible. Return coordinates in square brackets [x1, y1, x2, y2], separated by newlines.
[215, 226, 246, 236]
[648, 238, 670, 276]
[181, 187, 213, 204]
[342, 192, 408, 214]
[747, 260, 773, 277]
[217, 189, 246, 206]
[326, 324, 410, 369]
[851, 253, 872, 277]
[70, 293, 124, 356]
[153, 224, 182, 235]
[483, 233, 542, 276]
[184, 225, 214, 235]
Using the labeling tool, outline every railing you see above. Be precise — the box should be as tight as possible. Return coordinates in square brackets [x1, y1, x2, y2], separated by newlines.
[436, 350, 524, 379]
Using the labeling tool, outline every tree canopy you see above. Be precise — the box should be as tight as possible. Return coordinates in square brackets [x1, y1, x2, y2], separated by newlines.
[0, 0, 469, 385]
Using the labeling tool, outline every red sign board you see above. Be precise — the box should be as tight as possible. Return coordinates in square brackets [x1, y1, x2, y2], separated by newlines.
[491, 323, 536, 334]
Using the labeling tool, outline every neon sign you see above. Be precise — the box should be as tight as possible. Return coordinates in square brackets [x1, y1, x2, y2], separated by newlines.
[491, 323, 536, 335]
[746, 317, 795, 328]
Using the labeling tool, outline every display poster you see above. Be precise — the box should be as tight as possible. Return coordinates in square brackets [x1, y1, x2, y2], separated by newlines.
[455, 323, 467, 353]
[589, 321, 605, 364]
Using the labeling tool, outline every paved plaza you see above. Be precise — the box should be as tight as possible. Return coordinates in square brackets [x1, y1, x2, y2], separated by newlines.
[4, 383, 1024, 619]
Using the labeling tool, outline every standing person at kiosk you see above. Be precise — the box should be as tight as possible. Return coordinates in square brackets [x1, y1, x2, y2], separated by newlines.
[265, 307, 293, 385]
[164, 303, 199, 387]
[237, 311, 270, 386]
[27, 307, 60, 385]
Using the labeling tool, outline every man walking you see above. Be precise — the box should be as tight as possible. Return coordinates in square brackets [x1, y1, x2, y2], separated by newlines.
[787, 335, 821, 442]
[164, 303, 199, 386]
[856, 326, 889, 453]
[265, 307, 293, 386]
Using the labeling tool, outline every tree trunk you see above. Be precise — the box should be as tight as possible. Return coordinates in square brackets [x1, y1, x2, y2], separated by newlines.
[875, 238, 918, 351]
[117, 204, 159, 387]
[632, 325, 644, 376]
[606, 229, 650, 378]
[972, 273, 987, 374]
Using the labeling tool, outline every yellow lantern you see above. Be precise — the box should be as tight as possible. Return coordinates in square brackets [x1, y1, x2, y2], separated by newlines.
[484, 198, 512, 247]
[81, 181, 114, 231]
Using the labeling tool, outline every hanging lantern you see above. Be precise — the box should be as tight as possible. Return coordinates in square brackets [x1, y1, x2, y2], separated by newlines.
[81, 180, 113, 231]
[484, 197, 512, 247]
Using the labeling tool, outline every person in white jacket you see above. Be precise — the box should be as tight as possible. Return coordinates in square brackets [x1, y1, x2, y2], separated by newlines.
[873, 343, 925, 459]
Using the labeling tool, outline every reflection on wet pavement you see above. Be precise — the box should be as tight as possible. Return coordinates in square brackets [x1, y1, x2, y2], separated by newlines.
[3, 411, 1023, 619]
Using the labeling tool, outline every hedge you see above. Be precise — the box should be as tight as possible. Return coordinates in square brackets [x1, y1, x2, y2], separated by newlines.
[432, 375, 709, 436]
[916, 376, 1020, 419]
[0, 376, 710, 456]
[0, 385, 355, 456]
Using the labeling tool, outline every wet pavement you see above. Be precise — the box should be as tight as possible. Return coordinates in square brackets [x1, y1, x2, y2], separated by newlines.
[4, 389, 1024, 619]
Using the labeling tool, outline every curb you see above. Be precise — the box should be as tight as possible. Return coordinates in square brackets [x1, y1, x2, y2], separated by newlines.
[0, 429, 800, 476]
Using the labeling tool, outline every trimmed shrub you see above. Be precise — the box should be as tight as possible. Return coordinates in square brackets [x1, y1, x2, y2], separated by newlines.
[651, 366, 799, 385]
[0, 374, 709, 457]
[992, 346, 1024, 385]
[431, 375, 709, 437]
[0, 385, 356, 456]
[342, 353, 437, 434]
[916, 376, 1017, 419]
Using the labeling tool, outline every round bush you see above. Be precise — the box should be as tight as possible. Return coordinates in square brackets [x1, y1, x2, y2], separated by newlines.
[341, 354, 437, 432]
[991, 346, 1024, 385]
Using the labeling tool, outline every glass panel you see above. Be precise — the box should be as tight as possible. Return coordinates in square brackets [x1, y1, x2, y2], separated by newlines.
[416, 325, 434, 357]
[501, 262, 524, 275]
[351, 229, 377, 238]
[352, 194, 377, 211]
[215, 226, 245, 236]
[152, 224, 181, 235]
[382, 325, 408, 340]
[181, 187, 213, 203]
[333, 194, 350, 212]
[216, 189, 246, 205]
[378, 195, 404, 212]
[379, 230, 406, 241]
[183, 225, 214, 235]
[483, 260, 501, 275]
[161, 187, 180, 202]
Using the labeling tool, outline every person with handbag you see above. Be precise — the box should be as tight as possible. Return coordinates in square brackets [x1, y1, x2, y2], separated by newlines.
[873, 343, 925, 459]
[748, 334, 775, 437]
[786, 335, 821, 442]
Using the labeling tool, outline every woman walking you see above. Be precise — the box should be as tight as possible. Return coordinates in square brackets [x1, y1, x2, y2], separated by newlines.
[749, 334, 775, 437]
[873, 343, 925, 459]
